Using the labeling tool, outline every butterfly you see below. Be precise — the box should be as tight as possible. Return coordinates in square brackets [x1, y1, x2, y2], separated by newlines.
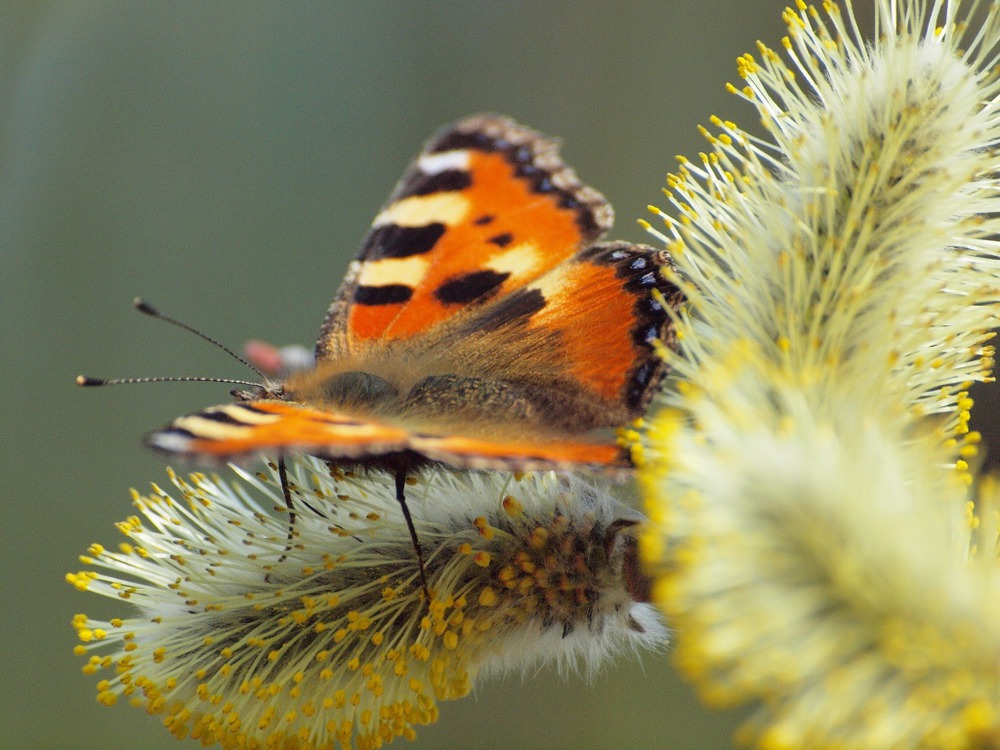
[105, 115, 682, 587]
[142, 114, 682, 483]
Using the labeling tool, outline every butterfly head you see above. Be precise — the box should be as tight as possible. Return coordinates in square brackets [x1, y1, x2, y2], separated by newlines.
[230, 379, 287, 404]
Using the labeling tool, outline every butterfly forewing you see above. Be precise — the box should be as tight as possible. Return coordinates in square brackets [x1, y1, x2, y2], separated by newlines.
[447, 240, 682, 425]
[316, 115, 613, 360]
[146, 401, 411, 462]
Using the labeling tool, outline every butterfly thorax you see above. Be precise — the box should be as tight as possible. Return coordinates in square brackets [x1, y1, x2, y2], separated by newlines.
[282, 363, 551, 433]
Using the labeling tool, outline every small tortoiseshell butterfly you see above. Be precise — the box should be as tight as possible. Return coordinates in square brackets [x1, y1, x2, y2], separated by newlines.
[108, 115, 683, 486]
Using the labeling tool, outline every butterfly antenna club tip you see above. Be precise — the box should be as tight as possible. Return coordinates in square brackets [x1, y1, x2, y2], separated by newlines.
[133, 297, 159, 316]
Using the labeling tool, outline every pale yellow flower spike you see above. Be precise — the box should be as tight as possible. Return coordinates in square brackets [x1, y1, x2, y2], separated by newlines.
[71, 457, 665, 750]
[641, 1, 1000, 749]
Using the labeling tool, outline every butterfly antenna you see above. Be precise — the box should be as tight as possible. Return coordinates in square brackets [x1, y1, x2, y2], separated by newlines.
[132, 297, 267, 380]
[394, 469, 431, 602]
[76, 374, 262, 388]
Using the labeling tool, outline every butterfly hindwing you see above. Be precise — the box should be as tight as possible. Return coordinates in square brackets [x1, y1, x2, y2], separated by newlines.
[316, 114, 613, 360]
[417, 240, 682, 430]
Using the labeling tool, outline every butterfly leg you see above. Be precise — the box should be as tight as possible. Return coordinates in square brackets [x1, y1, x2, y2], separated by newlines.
[394, 468, 431, 602]
[271, 457, 335, 576]
[263, 457, 299, 583]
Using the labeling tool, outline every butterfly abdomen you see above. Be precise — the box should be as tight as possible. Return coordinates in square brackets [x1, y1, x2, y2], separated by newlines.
[291, 367, 538, 428]
[402, 374, 536, 423]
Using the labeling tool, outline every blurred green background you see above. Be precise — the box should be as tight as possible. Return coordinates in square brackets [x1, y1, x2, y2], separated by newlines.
[8, 2, 975, 749]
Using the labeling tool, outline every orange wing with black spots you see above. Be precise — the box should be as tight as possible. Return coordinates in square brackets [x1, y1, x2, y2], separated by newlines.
[316, 114, 613, 360]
